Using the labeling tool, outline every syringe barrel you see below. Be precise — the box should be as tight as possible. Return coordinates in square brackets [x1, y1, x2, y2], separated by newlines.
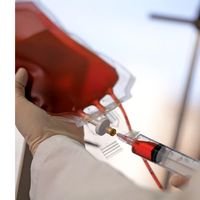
[132, 134, 200, 177]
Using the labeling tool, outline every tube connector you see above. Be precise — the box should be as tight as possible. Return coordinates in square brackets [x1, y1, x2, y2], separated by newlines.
[106, 127, 117, 136]
[93, 118, 116, 136]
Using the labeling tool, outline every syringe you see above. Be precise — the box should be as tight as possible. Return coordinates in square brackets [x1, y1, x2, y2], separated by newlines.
[117, 133, 200, 177]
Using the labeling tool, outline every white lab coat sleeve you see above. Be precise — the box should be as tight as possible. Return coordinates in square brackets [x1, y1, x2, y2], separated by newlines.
[30, 135, 200, 200]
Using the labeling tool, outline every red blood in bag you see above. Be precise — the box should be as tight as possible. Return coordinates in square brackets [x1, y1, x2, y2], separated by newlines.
[16, 2, 118, 115]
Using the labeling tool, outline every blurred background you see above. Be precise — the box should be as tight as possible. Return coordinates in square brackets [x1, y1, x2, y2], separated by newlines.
[16, 0, 200, 197]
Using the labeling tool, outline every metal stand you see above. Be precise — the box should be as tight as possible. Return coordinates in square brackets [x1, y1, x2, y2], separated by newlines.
[150, 6, 200, 188]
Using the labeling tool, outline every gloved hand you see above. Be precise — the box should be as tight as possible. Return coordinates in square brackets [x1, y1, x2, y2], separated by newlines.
[16, 68, 84, 155]
[169, 175, 189, 188]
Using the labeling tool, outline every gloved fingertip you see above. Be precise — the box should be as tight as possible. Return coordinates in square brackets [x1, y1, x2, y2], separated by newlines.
[170, 175, 189, 188]
[15, 68, 28, 88]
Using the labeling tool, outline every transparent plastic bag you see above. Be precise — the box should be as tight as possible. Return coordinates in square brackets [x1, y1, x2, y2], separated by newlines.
[16, 0, 135, 128]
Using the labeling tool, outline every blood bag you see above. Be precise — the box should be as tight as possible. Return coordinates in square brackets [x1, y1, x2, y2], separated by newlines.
[16, 0, 134, 127]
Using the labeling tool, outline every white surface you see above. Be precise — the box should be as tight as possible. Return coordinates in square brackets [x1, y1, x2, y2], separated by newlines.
[15, 128, 25, 190]
[29, 135, 200, 200]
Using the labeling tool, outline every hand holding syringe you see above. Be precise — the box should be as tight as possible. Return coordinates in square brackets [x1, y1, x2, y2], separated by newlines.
[117, 132, 200, 177]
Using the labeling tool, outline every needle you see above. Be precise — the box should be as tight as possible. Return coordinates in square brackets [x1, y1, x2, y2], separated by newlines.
[116, 133, 135, 145]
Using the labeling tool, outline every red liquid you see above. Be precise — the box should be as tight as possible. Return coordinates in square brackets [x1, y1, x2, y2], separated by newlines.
[131, 141, 157, 161]
[93, 100, 106, 113]
[110, 90, 163, 190]
[16, 2, 118, 115]
[109, 89, 132, 131]
[131, 140, 164, 190]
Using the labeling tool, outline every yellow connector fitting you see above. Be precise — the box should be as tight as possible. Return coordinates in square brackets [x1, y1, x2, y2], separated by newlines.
[106, 127, 117, 136]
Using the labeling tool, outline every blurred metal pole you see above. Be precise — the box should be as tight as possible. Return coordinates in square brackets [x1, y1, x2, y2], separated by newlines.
[164, 30, 200, 188]
[150, 9, 200, 188]
[150, 14, 194, 24]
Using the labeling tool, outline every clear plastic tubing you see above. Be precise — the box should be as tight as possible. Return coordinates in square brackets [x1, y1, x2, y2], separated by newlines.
[117, 133, 200, 177]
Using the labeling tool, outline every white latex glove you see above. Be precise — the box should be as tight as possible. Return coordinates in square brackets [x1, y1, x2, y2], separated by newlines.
[170, 175, 189, 188]
[15, 68, 84, 155]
